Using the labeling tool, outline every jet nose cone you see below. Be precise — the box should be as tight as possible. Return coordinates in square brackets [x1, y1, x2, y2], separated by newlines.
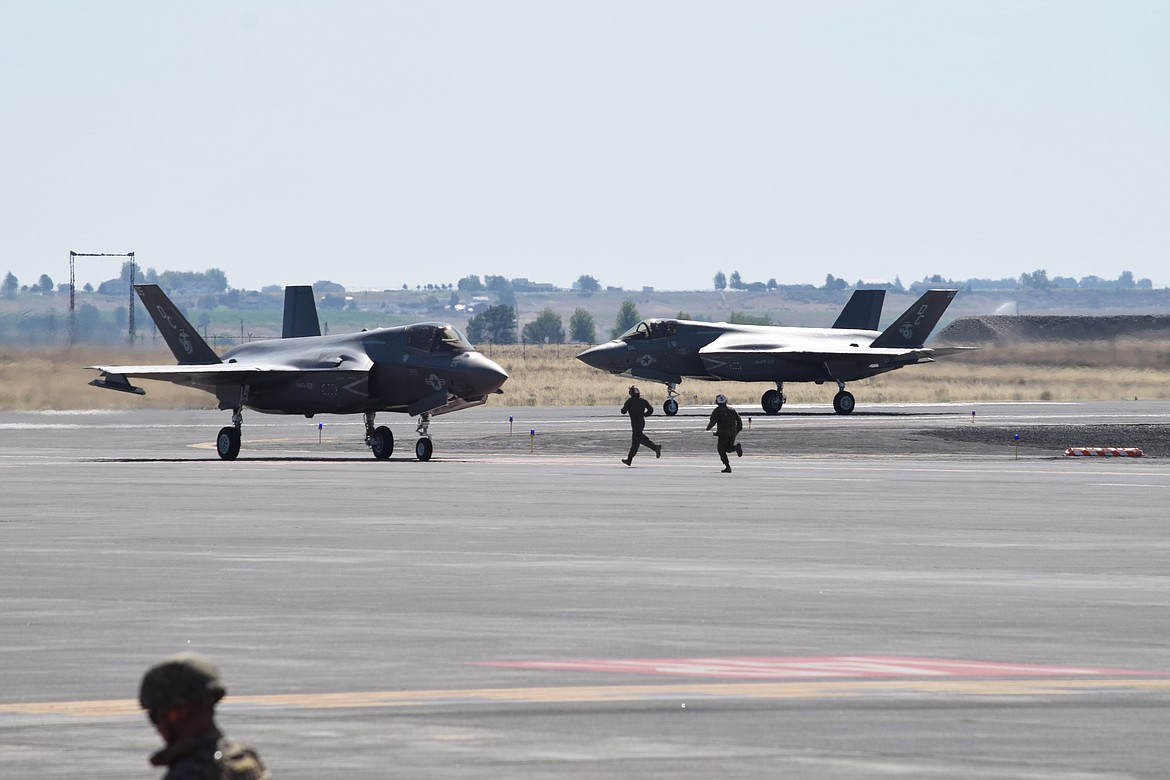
[576, 342, 620, 371]
[465, 352, 509, 395]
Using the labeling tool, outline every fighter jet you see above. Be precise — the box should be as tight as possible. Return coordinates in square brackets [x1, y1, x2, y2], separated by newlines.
[577, 289, 969, 415]
[88, 285, 509, 460]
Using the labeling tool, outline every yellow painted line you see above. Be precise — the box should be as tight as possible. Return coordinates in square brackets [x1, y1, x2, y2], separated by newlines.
[4, 678, 1170, 718]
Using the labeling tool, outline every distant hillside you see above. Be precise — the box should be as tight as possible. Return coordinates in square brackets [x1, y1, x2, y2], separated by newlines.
[938, 315, 1170, 343]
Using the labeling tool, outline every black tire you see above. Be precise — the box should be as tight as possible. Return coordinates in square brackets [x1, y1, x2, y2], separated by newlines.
[415, 437, 434, 462]
[663, 398, 679, 416]
[216, 427, 241, 461]
[761, 389, 783, 415]
[833, 391, 856, 414]
[371, 426, 394, 460]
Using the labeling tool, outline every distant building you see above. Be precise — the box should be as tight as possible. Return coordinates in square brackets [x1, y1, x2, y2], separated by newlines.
[511, 277, 557, 292]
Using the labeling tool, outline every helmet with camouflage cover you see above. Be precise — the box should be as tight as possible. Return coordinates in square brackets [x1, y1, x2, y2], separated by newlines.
[139, 652, 227, 713]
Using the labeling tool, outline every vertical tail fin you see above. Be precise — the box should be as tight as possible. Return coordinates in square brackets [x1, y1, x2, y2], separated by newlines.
[133, 284, 221, 365]
[282, 285, 322, 338]
[832, 289, 886, 330]
[870, 290, 957, 348]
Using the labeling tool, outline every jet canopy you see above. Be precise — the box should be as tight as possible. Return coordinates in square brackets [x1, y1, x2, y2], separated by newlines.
[618, 319, 679, 341]
[405, 323, 474, 355]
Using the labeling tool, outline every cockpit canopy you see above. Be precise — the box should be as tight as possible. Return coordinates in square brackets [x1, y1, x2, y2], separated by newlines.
[405, 323, 474, 354]
[618, 319, 679, 341]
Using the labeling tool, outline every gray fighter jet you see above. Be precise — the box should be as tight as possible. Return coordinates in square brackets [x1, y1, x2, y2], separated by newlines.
[577, 289, 969, 415]
[89, 285, 509, 460]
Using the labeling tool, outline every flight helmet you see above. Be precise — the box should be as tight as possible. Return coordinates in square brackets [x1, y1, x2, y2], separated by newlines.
[628, 385, 640, 396]
[715, 394, 727, 405]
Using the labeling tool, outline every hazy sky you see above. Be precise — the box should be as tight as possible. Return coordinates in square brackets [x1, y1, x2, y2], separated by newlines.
[2, 1, 1167, 292]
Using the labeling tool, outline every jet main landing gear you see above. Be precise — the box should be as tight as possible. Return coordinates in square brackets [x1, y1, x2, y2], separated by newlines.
[216, 407, 244, 460]
[761, 385, 786, 415]
[832, 381, 855, 414]
[365, 412, 395, 459]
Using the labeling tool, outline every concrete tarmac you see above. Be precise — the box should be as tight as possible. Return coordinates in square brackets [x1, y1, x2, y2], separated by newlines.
[1, 402, 1168, 778]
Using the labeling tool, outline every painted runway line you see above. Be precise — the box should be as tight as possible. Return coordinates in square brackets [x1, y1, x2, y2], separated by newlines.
[479, 656, 1162, 679]
[4, 678, 1170, 721]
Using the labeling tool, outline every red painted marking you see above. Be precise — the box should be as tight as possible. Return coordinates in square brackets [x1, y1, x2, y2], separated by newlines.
[480, 656, 1155, 679]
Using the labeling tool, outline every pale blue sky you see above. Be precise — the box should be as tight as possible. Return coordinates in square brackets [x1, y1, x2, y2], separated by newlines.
[2, 1, 1167, 292]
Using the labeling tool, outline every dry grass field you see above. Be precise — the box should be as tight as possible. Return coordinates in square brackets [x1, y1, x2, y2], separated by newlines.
[3, 340, 1169, 412]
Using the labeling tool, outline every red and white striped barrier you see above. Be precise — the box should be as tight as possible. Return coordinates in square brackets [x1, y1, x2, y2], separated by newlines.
[1063, 447, 1144, 457]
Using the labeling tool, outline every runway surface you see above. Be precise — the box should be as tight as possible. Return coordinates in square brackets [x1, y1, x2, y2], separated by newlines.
[2, 401, 1168, 778]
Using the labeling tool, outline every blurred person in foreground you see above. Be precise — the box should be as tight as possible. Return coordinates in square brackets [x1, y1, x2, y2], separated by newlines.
[139, 652, 271, 779]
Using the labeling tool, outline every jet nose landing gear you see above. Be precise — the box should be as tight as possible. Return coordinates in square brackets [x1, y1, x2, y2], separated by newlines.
[415, 413, 434, 462]
[662, 383, 680, 416]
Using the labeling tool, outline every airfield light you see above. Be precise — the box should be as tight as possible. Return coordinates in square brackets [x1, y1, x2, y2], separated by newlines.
[318, 422, 324, 444]
[509, 415, 513, 436]
[529, 429, 535, 454]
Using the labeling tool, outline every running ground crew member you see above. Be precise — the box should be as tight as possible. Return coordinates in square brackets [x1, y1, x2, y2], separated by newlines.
[620, 385, 662, 465]
[706, 393, 743, 473]
[139, 652, 272, 779]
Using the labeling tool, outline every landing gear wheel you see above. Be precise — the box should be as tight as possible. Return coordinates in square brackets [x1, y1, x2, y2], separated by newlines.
[415, 437, 433, 462]
[761, 389, 784, 415]
[663, 398, 679, 416]
[833, 391, 856, 414]
[371, 426, 394, 460]
[216, 427, 241, 461]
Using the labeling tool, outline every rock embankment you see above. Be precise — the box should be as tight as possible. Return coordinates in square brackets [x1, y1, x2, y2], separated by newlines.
[937, 315, 1170, 344]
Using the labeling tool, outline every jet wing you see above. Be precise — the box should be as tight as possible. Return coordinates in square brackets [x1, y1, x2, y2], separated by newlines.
[87, 362, 369, 393]
[697, 332, 969, 378]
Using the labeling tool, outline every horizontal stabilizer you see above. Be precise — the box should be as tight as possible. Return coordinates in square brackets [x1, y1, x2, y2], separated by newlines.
[88, 374, 145, 395]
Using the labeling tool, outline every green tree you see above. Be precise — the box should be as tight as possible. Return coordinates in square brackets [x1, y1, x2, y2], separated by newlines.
[38, 273, 54, 292]
[713, 270, 726, 290]
[457, 274, 485, 292]
[569, 307, 596, 343]
[729, 311, 773, 326]
[2, 271, 18, 297]
[466, 304, 517, 344]
[611, 300, 640, 338]
[729, 270, 744, 290]
[1019, 269, 1050, 290]
[575, 274, 601, 293]
[522, 307, 565, 344]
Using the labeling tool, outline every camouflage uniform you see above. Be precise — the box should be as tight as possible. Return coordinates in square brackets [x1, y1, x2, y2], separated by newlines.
[140, 653, 272, 780]
[150, 728, 270, 780]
